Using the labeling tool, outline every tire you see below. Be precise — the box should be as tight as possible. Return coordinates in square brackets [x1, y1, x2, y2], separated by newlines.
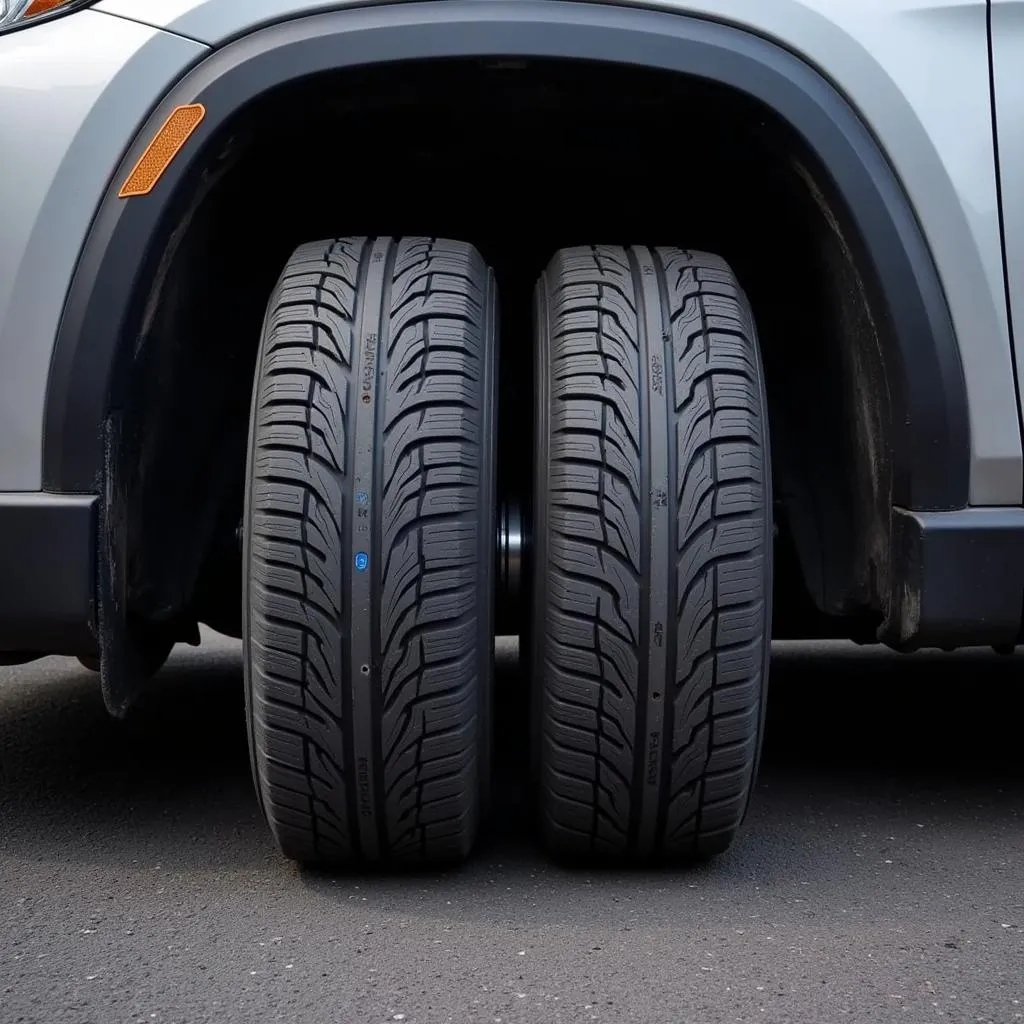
[532, 245, 772, 863]
[244, 236, 497, 869]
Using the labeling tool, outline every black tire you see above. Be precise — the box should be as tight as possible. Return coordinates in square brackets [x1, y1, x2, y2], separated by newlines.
[244, 236, 497, 869]
[532, 245, 772, 863]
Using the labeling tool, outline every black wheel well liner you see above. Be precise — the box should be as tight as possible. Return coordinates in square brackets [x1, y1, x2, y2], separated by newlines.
[43, 0, 969, 511]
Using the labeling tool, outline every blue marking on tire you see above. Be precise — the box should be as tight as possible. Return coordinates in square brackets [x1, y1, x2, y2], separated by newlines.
[355, 552, 369, 572]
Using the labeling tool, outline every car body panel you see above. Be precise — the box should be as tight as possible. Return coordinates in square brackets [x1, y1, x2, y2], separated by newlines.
[0, 10, 207, 491]
[91, 0, 1022, 504]
[44, 1, 969, 512]
[0, 0, 1017, 502]
[992, 0, 1024, 429]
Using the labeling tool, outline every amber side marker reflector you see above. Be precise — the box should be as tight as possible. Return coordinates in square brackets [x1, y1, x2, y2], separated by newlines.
[118, 104, 206, 199]
[24, 0, 73, 16]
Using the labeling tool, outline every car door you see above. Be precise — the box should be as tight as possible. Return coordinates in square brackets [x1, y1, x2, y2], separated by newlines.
[992, 0, 1024, 389]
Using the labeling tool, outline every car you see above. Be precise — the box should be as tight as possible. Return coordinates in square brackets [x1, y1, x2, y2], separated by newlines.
[1, 0, 1021, 871]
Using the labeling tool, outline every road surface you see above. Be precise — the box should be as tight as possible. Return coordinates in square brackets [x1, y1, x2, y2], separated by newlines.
[1, 635, 1021, 1023]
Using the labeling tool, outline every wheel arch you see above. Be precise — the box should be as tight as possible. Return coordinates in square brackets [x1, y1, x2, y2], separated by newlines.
[44, 0, 969, 511]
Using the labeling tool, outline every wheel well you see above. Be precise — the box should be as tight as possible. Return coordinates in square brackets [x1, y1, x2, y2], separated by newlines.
[101, 56, 893, 640]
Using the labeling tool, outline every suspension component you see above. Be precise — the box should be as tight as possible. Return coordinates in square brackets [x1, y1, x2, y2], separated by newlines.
[496, 500, 524, 634]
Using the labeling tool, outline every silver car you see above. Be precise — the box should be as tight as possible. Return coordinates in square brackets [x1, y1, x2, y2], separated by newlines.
[0, 0, 1021, 871]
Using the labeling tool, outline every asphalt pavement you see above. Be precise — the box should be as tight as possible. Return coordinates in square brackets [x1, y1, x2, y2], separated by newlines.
[1, 634, 1022, 1024]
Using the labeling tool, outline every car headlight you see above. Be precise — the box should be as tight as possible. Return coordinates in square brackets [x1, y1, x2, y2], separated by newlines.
[0, 0, 94, 33]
